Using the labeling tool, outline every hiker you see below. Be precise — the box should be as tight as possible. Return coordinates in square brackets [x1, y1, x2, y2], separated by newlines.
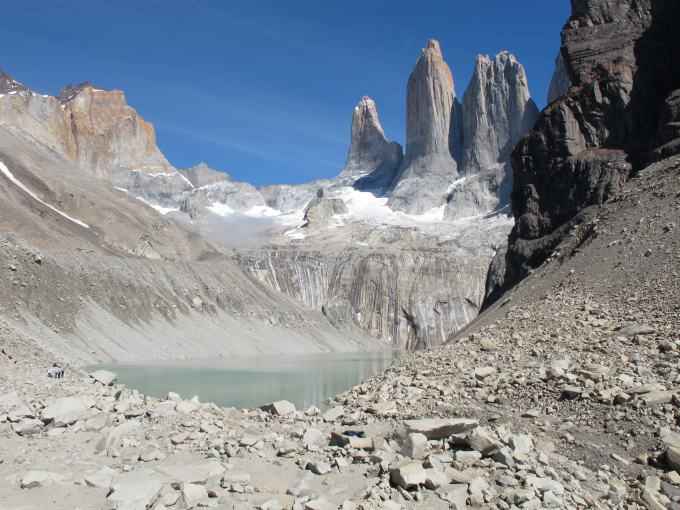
[47, 363, 64, 379]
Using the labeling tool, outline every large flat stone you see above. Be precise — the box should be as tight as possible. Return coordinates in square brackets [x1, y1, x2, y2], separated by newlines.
[154, 459, 226, 485]
[108, 469, 165, 510]
[0, 391, 34, 419]
[404, 418, 478, 440]
[41, 396, 91, 426]
[90, 369, 118, 386]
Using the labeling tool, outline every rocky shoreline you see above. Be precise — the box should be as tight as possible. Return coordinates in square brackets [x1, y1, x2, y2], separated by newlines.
[2, 321, 679, 509]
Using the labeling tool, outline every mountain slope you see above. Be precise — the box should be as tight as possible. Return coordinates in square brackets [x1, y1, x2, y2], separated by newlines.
[0, 123, 374, 364]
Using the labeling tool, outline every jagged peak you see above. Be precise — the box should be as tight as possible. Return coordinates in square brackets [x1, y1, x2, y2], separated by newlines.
[355, 96, 376, 109]
[0, 68, 29, 95]
[425, 39, 442, 55]
[474, 51, 521, 69]
[58, 82, 112, 103]
[350, 95, 389, 142]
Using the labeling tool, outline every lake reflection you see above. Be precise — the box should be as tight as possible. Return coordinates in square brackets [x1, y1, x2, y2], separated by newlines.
[91, 350, 399, 409]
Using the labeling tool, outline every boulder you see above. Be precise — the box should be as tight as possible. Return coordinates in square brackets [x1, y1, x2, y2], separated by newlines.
[89, 369, 118, 386]
[390, 461, 427, 490]
[322, 406, 345, 422]
[154, 459, 226, 485]
[20, 470, 65, 489]
[402, 433, 428, 460]
[306, 461, 332, 475]
[302, 428, 325, 450]
[181, 483, 208, 509]
[436, 483, 468, 508]
[12, 418, 43, 436]
[305, 499, 336, 510]
[260, 400, 296, 417]
[41, 396, 90, 426]
[404, 418, 478, 440]
[84, 466, 117, 490]
[95, 421, 142, 456]
[0, 391, 34, 420]
[108, 469, 165, 510]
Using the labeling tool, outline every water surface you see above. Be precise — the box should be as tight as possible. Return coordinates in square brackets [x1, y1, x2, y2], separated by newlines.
[92, 350, 398, 409]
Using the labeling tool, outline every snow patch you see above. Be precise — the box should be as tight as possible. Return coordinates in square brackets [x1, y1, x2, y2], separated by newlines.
[207, 202, 235, 217]
[207, 201, 304, 227]
[332, 187, 447, 225]
[135, 196, 179, 215]
[0, 160, 90, 229]
[113, 186, 128, 193]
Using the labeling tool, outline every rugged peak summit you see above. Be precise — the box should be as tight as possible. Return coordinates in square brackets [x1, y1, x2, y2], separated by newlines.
[58, 82, 101, 103]
[388, 39, 460, 213]
[181, 162, 231, 188]
[338, 96, 402, 190]
[443, 51, 539, 220]
[425, 38, 442, 55]
[461, 51, 539, 175]
[405, 38, 457, 158]
[0, 70, 28, 94]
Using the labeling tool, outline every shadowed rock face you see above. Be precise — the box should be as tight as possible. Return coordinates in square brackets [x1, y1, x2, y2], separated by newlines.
[487, 0, 680, 304]
[338, 97, 402, 192]
[388, 40, 460, 214]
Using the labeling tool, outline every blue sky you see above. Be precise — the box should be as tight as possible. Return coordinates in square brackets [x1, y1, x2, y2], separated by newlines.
[0, 1, 570, 186]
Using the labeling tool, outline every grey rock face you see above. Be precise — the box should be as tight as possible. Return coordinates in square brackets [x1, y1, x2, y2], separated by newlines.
[180, 179, 266, 218]
[121, 170, 193, 207]
[446, 52, 539, 220]
[547, 51, 571, 104]
[260, 181, 332, 213]
[303, 193, 348, 227]
[461, 52, 539, 177]
[338, 96, 402, 192]
[181, 162, 231, 188]
[236, 232, 507, 350]
[389, 40, 460, 214]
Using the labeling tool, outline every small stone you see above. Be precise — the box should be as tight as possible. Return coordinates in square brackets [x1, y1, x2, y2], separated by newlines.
[474, 366, 496, 380]
[560, 386, 582, 400]
[306, 461, 332, 475]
